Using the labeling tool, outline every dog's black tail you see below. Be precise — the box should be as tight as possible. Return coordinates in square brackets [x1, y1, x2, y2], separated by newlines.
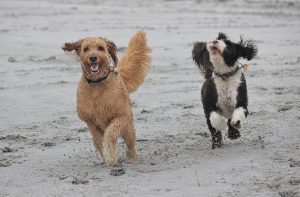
[192, 42, 213, 79]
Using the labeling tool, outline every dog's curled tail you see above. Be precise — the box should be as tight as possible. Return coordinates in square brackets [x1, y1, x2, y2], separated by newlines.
[116, 31, 152, 93]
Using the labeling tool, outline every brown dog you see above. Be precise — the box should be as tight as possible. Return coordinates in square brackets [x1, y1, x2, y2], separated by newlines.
[62, 31, 151, 166]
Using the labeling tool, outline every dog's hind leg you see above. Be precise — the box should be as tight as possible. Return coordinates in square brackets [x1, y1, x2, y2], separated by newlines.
[122, 120, 137, 162]
[87, 123, 104, 162]
[227, 119, 241, 140]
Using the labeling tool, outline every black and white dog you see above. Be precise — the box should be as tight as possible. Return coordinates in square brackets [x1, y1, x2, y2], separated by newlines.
[192, 32, 257, 149]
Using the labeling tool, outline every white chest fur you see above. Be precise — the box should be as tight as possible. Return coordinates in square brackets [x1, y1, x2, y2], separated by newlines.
[214, 70, 242, 119]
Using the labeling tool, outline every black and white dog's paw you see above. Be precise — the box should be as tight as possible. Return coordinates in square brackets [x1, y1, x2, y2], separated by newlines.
[231, 107, 246, 129]
[210, 111, 227, 131]
[212, 131, 222, 149]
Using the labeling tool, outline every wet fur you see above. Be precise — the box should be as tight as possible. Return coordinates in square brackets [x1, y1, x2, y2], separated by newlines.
[62, 31, 151, 166]
[192, 32, 257, 149]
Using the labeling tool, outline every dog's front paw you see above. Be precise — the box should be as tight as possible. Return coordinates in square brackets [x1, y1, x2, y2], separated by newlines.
[231, 120, 242, 129]
[231, 107, 246, 129]
[103, 144, 118, 166]
[126, 150, 137, 162]
[212, 131, 223, 149]
[210, 111, 227, 131]
[228, 128, 241, 140]
[103, 154, 118, 166]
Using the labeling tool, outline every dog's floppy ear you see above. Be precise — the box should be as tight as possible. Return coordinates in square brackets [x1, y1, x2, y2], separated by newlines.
[62, 39, 83, 55]
[100, 38, 118, 66]
[217, 32, 228, 40]
[236, 36, 258, 60]
[192, 42, 213, 79]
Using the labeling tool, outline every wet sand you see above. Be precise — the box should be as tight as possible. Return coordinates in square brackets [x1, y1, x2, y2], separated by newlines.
[0, 0, 300, 196]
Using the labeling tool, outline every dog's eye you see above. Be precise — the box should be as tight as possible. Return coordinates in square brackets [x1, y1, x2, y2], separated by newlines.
[98, 46, 104, 51]
[83, 47, 89, 52]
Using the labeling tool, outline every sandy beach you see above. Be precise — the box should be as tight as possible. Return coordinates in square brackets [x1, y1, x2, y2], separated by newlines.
[0, 0, 300, 196]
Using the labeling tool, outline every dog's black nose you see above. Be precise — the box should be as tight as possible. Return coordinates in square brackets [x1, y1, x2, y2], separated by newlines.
[213, 40, 218, 44]
[89, 56, 97, 63]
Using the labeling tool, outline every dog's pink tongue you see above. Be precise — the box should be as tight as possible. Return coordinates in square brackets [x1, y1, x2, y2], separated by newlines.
[91, 64, 98, 69]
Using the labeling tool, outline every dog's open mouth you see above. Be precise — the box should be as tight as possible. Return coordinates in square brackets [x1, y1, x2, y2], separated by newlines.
[211, 46, 218, 50]
[90, 63, 100, 73]
[210, 45, 221, 54]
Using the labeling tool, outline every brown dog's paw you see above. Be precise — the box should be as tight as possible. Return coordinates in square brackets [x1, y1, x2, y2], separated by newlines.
[103, 156, 118, 166]
[126, 150, 137, 162]
[102, 150, 118, 166]
[103, 141, 119, 166]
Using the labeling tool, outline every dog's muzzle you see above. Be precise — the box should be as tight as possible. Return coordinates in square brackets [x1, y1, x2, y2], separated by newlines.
[210, 45, 221, 54]
[90, 63, 100, 73]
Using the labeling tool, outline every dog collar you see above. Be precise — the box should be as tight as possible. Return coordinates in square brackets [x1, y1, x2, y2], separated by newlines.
[213, 66, 241, 81]
[84, 67, 117, 84]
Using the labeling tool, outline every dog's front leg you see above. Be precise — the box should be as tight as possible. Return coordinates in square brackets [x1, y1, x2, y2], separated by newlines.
[227, 119, 241, 140]
[86, 123, 104, 162]
[209, 111, 227, 131]
[102, 117, 125, 166]
[231, 74, 248, 130]
[230, 107, 247, 129]
[208, 111, 227, 149]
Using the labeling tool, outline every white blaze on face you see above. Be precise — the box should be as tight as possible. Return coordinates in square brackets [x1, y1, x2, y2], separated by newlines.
[206, 40, 226, 56]
[207, 40, 233, 74]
